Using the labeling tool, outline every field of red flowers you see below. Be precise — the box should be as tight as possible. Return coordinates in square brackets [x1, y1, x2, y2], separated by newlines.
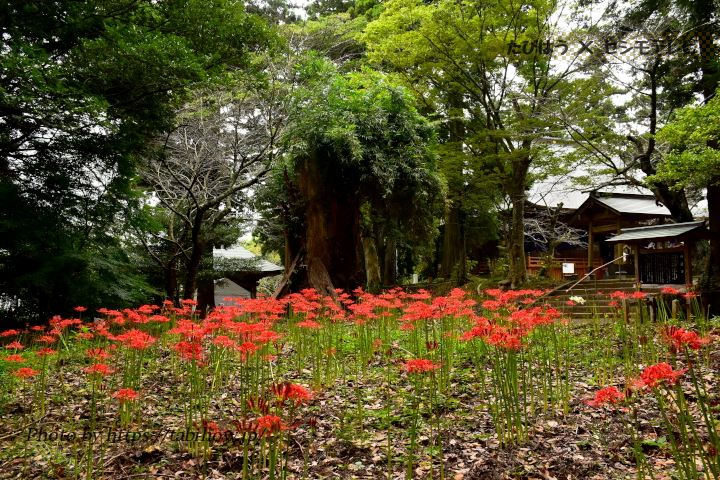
[0, 287, 718, 480]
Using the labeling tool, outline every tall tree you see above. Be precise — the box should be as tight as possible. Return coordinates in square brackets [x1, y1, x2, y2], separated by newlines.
[135, 65, 291, 306]
[264, 63, 441, 295]
[0, 0, 270, 320]
[652, 92, 720, 297]
[363, 0, 587, 287]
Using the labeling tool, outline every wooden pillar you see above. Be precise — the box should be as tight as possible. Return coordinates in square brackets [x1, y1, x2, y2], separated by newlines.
[634, 244, 641, 286]
[684, 241, 692, 288]
[587, 222, 594, 273]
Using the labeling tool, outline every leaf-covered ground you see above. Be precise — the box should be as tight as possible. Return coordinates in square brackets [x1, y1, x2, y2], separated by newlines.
[0, 291, 718, 480]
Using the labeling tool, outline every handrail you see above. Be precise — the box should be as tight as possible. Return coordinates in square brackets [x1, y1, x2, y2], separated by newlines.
[565, 252, 629, 293]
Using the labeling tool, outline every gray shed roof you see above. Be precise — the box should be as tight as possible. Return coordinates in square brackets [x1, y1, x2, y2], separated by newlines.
[212, 245, 283, 274]
[606, 221, 707, 243]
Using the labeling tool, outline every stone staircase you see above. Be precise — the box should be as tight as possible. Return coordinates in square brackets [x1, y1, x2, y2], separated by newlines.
[539, 278, 661, 321]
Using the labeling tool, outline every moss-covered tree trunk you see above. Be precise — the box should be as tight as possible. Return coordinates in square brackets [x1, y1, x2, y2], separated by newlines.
[362, 235, 381, 292]
[440, 204, 462, 279]
[506, 156, 531, 288]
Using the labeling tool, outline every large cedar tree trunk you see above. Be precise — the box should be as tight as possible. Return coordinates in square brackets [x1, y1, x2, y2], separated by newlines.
[296, 150, 364, 295]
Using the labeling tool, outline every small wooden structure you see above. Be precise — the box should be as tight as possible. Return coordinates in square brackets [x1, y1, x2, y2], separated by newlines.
[526, 191, 678, 280]
[212, 245, 283, 300]
[606, 221, 708, 287]
[570, 192, 674, 277]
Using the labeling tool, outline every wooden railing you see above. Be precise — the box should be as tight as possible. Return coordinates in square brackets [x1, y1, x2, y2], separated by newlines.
[526, 256, 604, 281]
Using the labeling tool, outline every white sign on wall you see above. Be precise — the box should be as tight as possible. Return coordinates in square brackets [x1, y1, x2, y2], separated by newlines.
[562, 263, 575, 274]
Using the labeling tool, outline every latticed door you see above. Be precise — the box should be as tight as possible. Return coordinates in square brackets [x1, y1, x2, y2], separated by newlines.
[640, 252, 685, 284]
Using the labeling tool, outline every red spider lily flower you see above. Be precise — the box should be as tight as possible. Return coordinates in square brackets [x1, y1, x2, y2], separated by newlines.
[0, 329, 20, 337]
[173, 341, 204, 361]
[37, 335, 58, 344]
[608, 300, 620, 308]
[114, 329, 157, 350]
[112, 388, 139, 402]
[609, 291, 629, 300]
[296, 320, 322, 329]
[5, 341, 23, 350]
[85, 363, 114, 376]
[630, 291, 647, 299]
[566, 300, 576, 306]
[180, 299, 198, 306]
[73, 306, 87, 313]
[236, 341, 258, 355]
[660, 287, 680, 295]
[86, 348, 112, 361]
[255, 415, 286, 437]
[30, 326, 45, 332]
[136, 304, 159, 315]
[212, 335, 237, 349]
[14, 367, 39, 379]
[76, 332, 94, 340]
[404, 358, 441, 374]
[50, 317, 82, 330]
[272, 382, 313, 406]
[4, 354, 25, 363]
[662, 327, 710, 351]
[683, 291, 698, 300]
[481, 300, 504, 311]
[148, 315, 170, 323]
[486, 329, 523, 350]
[586, 386, 626, 407]
[640, 362, 686, 389]
[36, 348, 57, 357]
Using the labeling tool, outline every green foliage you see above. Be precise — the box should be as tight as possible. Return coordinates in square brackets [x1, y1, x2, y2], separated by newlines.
[0, 0, 272, 320]
[651, 93, 720, 190]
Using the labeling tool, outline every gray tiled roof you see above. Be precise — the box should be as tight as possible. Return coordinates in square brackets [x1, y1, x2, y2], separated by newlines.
[594, 195, 672, 216]
[212, 245, 283, 273]
[606, 221, 706, 242]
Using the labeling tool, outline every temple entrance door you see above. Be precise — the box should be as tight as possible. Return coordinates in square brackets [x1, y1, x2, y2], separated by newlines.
[639, 252, 685, 284]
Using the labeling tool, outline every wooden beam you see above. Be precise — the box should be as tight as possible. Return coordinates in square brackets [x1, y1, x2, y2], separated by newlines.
[587, 222, 594, 272]
[634, 244, 641, 286]
[684, 242, 692, 288]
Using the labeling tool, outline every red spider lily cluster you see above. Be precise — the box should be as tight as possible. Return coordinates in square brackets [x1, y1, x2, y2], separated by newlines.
[637, 362, 687, 389]
[112, 388, 139, 402]
[13, 367, 39, 379]
[609, 290, 648, 300]
[271, 382, 313, 406]
[585, 386, 626, 407]
[404, 358, 441, 374]
[588, 362, 689, 407]
[85, 363, 114, 376]
[662, 326, 710, 351]
[460, 289, 562, 350]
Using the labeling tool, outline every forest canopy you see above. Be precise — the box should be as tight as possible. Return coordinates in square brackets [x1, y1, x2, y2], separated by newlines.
[1, 0, 718, 321]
